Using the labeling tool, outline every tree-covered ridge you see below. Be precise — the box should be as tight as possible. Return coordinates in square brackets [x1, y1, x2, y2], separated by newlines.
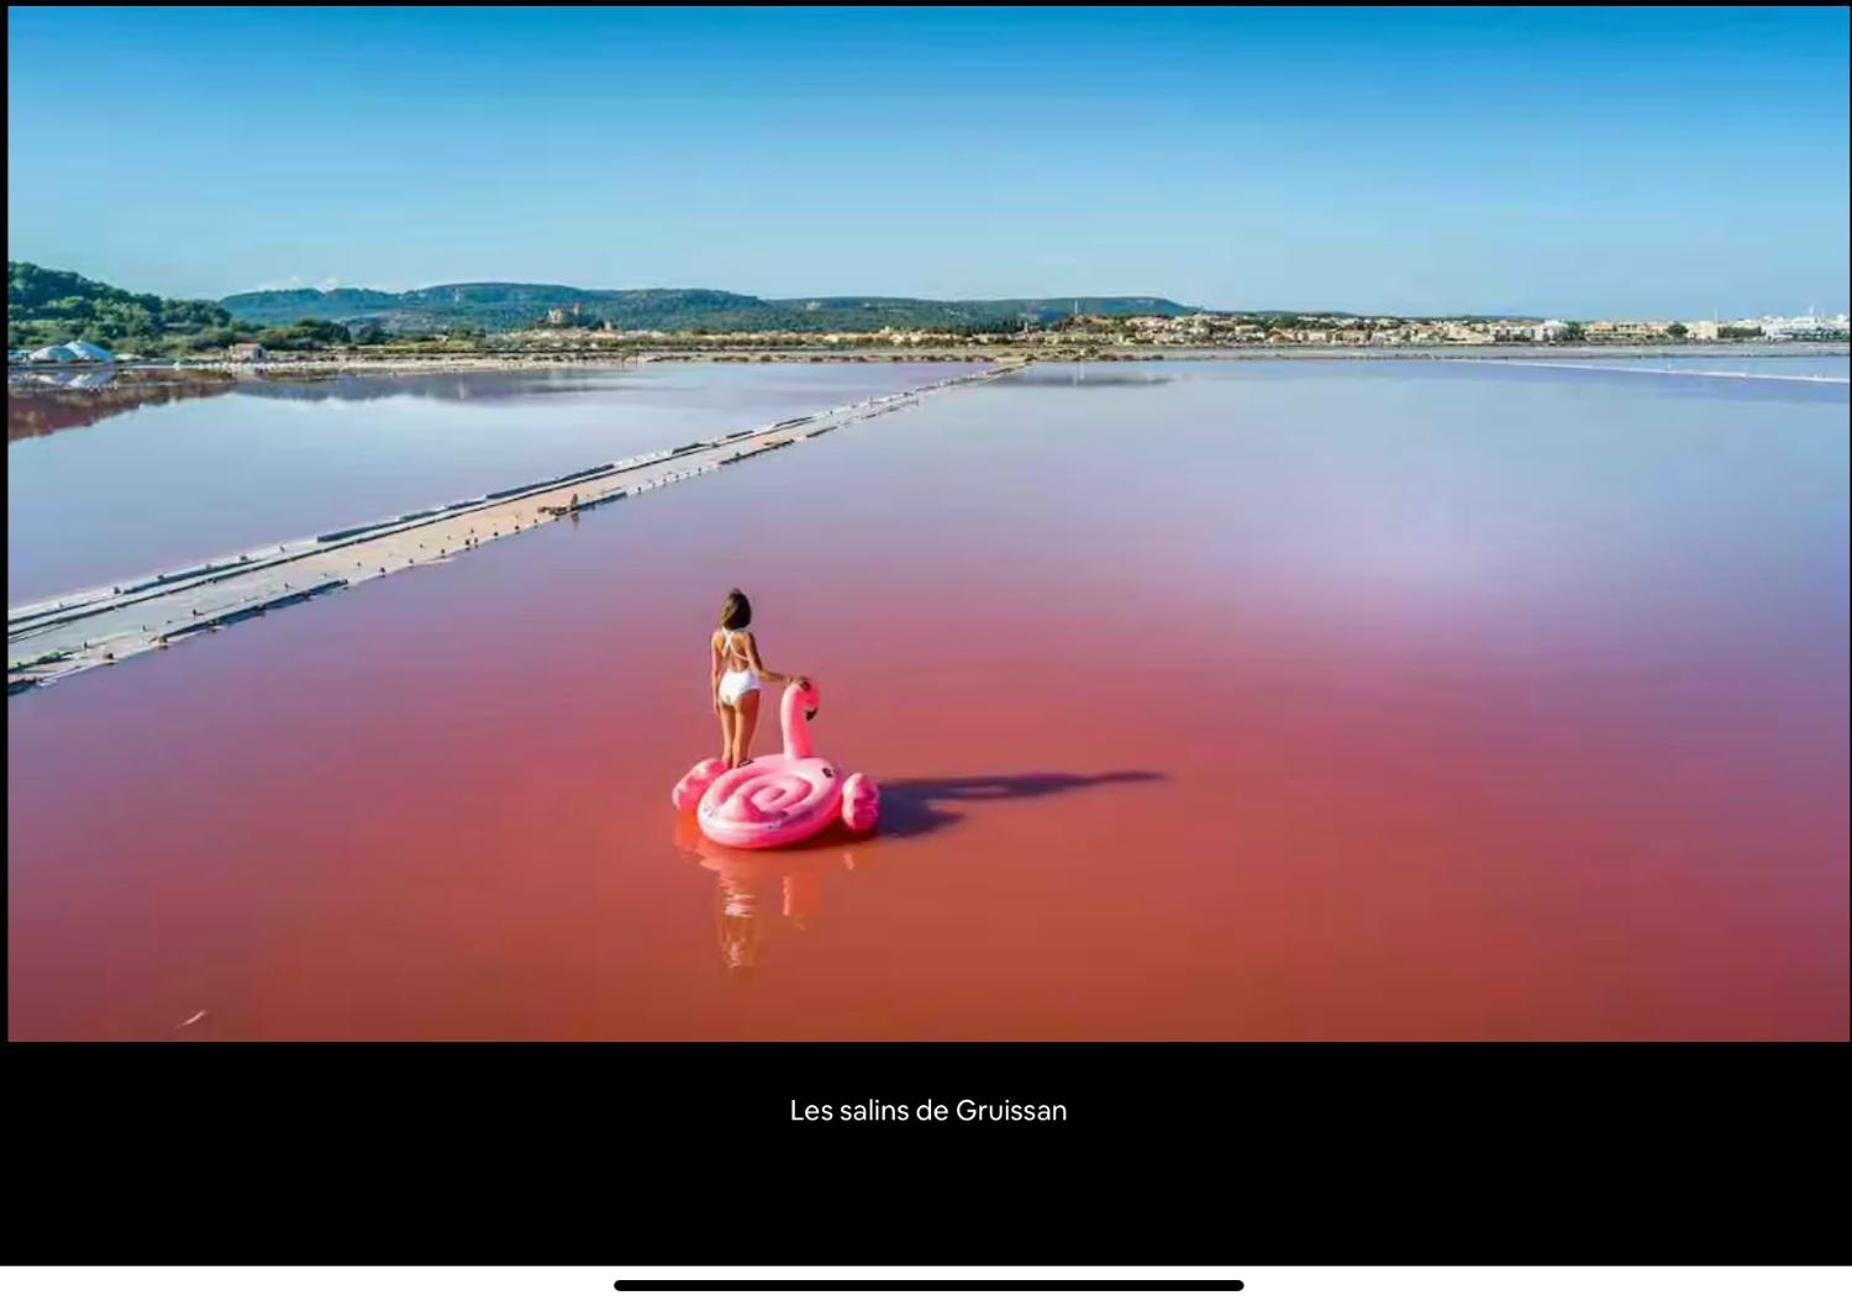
[8, 261, 235, 351]
[212, 286, 401, 321]
[10, 261, 1203, 347]
[8, 263, 371, 355]
[220, 282, 1200, 333]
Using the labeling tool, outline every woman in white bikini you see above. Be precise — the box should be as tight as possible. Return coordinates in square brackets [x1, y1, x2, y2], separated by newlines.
[710, 589, 804, 770]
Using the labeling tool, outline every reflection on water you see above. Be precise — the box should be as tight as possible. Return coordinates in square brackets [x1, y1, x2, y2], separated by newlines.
[7, 360, 984, 604]
[229, 367, 657, 406]
[675, 817, 861, 975]
[14, 366, 118, 391]
[5, 364, 667, 438]
[8, 369, 237, 440]
[996, 366, 1172, 387]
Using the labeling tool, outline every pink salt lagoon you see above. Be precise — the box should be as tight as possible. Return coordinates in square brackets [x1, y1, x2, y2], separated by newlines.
[7, 359, 1847, 1039]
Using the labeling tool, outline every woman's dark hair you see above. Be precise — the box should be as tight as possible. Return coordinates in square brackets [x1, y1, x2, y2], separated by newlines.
[719, 588, 752, 630]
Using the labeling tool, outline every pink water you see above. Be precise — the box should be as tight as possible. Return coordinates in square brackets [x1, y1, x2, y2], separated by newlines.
[8, 360, 1847, 1039]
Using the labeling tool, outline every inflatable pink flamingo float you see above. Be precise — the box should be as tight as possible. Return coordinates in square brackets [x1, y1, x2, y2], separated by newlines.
[672, 678, 879, 848]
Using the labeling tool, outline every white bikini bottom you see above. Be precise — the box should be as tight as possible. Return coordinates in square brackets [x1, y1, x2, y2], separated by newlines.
[717, 667, 762, 706]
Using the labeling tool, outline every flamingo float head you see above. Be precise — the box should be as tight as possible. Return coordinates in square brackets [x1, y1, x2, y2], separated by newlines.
[792, 676, 820, 721]
[779, 677, 821, 759]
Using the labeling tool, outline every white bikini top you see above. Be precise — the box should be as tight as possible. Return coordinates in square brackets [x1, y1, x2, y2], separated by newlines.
[719, 626, 751, 664]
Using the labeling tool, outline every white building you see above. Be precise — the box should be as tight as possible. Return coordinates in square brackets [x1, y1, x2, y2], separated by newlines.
[1758, 313, 1847, 340]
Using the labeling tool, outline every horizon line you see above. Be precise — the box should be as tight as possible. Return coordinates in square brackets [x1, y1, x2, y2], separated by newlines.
[14, 257, 1848, 324]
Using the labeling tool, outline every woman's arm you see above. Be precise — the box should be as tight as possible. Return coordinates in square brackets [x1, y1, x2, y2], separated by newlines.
[744, 633, 799, 685]
[709, 634, 724, 710]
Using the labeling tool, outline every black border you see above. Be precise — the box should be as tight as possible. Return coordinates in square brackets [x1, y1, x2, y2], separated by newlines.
[7, 1041, 1847, 1265]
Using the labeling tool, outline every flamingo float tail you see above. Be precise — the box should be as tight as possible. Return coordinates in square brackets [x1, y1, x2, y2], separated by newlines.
[842, 773, 880, 833]
[672, 757, 729, 812]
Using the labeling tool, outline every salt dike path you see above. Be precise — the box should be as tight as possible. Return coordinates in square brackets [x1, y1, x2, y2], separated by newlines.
[8, 361, 1023, 693]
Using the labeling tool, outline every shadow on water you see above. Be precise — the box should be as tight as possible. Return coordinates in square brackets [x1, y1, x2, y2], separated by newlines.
[875, 769, 1166, 838]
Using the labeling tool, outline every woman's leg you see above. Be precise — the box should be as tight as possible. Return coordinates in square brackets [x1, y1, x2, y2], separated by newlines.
[717, 701, 738, 767]
[736, 690, 762, 765]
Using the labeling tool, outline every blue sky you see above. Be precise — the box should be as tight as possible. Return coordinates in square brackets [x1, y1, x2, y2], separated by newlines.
[7, 6, 1847, 316]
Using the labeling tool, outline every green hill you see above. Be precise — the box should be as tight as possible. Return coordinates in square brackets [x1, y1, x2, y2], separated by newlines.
[10, 262, 1203, 347]
[8, 261, 236, 351]
[220, 282, 1200, 333]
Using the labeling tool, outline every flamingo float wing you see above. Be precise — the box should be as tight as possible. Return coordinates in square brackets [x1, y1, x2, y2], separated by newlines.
[672, 757, 729, 813]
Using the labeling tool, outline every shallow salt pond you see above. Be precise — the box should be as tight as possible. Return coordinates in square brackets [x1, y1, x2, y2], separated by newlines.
[7, 357, 1847, 1039]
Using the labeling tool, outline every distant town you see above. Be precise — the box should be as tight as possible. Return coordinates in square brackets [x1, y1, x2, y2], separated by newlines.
[20, 310, 1848, 370]
[1019, 310, 1852, 347]
[521, 307, 1852, 351]
[8, 261, 1848, 367]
